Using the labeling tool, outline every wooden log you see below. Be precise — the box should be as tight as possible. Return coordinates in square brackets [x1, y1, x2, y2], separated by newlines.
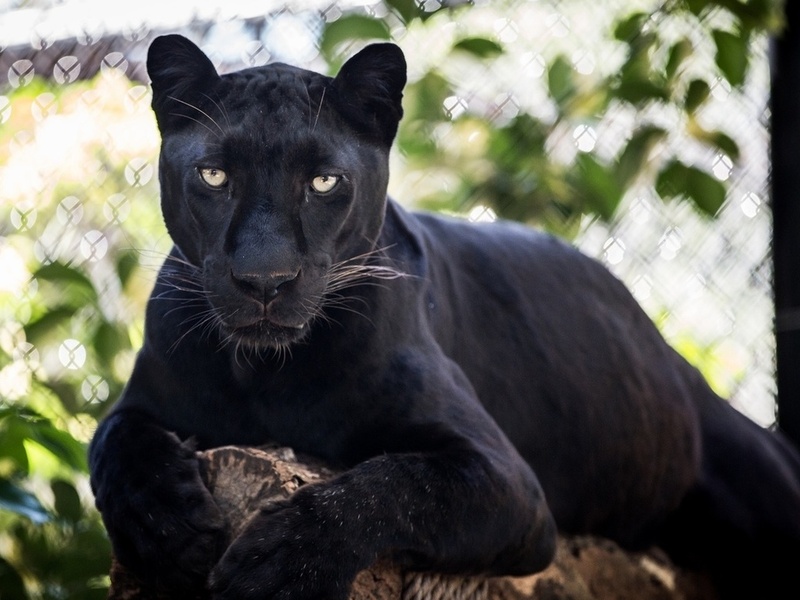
[107, 446, 716, 600]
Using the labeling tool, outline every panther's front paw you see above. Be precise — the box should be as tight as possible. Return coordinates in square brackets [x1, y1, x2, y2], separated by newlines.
[96, 456, 227, 592]
[112, 491, 225, 592]
[209, 497, 359, 600]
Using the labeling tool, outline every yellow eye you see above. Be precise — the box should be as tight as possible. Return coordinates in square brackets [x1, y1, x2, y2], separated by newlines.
[310, 175, 339, 194]
[199, 167, 228, 188]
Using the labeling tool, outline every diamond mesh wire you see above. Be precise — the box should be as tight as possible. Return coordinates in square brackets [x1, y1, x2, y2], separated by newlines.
[0, 0, 775, 425]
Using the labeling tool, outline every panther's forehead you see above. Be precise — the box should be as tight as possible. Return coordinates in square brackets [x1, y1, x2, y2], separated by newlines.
[179, 65, 344, 164]
[215, 64, 331, 124]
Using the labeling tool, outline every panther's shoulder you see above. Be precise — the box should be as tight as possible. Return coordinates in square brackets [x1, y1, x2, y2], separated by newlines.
[405, 204, 566, 253]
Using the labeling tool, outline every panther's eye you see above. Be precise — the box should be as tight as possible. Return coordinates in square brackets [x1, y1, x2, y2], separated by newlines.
[199, 167, 228, 188]
[310, 175, 340, 194]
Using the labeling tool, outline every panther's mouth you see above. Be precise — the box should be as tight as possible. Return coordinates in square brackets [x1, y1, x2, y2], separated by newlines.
[225, 317, 309, 349]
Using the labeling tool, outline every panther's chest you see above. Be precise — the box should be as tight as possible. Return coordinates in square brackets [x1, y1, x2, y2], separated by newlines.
[207, 357, 364, 461]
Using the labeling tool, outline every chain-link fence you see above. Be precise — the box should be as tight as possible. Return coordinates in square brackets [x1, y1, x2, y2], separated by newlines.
[0, 0, 774, 426]
[0, 0, 779, 594]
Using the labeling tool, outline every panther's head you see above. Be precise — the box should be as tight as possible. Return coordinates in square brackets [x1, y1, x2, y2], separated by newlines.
[146, 35, 406, 349]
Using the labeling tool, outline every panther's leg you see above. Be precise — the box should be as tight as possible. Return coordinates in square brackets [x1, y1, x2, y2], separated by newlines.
[209, 353, 558, 600]
[89, 409, 226, 592]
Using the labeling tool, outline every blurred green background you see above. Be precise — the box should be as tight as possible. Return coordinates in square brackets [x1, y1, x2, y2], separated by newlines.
[0, 0, 783, 596]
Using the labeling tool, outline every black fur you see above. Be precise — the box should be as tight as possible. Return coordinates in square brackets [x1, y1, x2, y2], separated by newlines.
[89, 35, 800, 599]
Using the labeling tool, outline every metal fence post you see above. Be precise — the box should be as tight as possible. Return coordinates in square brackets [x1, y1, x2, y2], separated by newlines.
[772, 1, 800, 446]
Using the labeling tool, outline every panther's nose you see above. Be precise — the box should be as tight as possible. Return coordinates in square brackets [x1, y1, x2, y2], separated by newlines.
[230, 268, 299, 304]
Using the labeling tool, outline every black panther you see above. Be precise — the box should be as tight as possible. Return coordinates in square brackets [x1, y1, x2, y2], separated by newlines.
[89, 34, 800, 599]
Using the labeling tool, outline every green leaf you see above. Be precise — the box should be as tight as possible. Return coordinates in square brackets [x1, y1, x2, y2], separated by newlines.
[656, 160, 726, 216]
[575, 153, 624, 220]
[692, 128, 741, 161]
[0, 417, 31, 474]
[712, 29, 749, 87]
[26, 422, 88, 473]
[614, 77, 670, 104]
[488, 114, 548, 172]
[714, 0, 782, 30]
[116, 249, 139, 289]
[32, 261, 98, 310]
[0, 478, 50, 523]
[93, 320, 130, 368]
[397, 120, 439, 159]
[665, 38, 693, 81]
[685, 0, 708, 16]
[617, 31, 659, 84]
[685, 79, 711, 113]
[41, 378, 81, 414]
[33, 262, 96, 297]
[319, 15, 391, 61]
[548, 56, 575, 107]
[616, 125, 668, 187]
[384, 0, 422, 24]
[614, 27, 665, 105]
[568, 87, 611, 118]
[403, 71, 452, 122]
[1, 409, 88, 471]
[52, 478, 83, 522]
[23, 305, 78, 346]
[452, 37, 504, 58]
[656, 160, 688, 197]
[614, 12, 648, 42]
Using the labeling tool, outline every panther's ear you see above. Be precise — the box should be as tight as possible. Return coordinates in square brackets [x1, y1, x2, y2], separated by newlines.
[146, 34, 220, 131]
[332, 43, 407, 146]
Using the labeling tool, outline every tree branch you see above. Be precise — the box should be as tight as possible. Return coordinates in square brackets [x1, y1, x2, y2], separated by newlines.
[107, 446, 716, 600]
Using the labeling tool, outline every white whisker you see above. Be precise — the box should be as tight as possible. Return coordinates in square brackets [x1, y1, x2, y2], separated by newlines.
[312, 86, 326, 133]
[201, 92, 231, 129]
[168, 95, 225, 137]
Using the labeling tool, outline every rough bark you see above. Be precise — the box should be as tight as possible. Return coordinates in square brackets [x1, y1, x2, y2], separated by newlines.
[107, 446, 716, 600]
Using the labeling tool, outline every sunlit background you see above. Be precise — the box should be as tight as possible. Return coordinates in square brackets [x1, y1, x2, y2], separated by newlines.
[0, 0, 780, 596]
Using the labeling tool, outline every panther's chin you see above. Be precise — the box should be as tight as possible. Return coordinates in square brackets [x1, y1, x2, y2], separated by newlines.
[226, 318, 309, 350]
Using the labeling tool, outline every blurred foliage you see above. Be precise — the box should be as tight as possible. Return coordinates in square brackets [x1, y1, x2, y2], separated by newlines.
[0, 72, 162, 597]
[0, 0, 781, 596]
[360, 0, 782, 235]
